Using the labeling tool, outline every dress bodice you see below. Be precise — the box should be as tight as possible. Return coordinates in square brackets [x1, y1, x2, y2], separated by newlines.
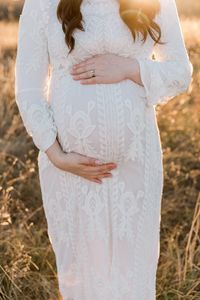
[47, 0, 155, 74]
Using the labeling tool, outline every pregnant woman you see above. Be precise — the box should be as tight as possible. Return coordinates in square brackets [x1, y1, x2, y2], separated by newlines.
[15, 0, 193, 299]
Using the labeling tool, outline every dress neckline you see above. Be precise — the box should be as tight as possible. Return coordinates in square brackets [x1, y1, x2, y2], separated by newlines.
[82, 0, 119, 5]
[80, 0, 120, 16]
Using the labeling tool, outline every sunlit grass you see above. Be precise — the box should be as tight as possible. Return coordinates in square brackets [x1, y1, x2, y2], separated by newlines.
[0, 21, 18, 50]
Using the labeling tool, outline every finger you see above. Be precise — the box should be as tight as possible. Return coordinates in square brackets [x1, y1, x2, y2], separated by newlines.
[80, 169, 109, 177]
[94, 173, 113, 181]
[90, 174, 112, 182]
[81, 164, 117, 175]
[79, 156, 103, 166]
[72, 70, 99, 80]
[93, 178, 102, 184]
[91, 170, 114, 177]
[86, 176, 102, 184]
[82, 163, 117, 171]
[96, 165, 117, 173]
[70, 63, 95, 75]
[99, 173, 113, 178]
[84, 171, 112, 183]
[73, 56, 98, 69]
[84, 169, 114, 177]
[79, 155, 117, 168]
[80, 76, 102, 85]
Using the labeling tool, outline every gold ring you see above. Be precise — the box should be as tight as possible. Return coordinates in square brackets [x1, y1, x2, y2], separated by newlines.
[90, 69, 95, 78]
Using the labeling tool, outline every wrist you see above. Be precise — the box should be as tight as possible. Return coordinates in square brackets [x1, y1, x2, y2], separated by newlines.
[123, 58, 137, 80]
[53, 151, 68, 169]
[123, 57, 142, 86]
[45, 138, 65, 165]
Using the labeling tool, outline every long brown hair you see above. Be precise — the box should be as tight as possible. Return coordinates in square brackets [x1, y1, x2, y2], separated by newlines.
[57, 0, 162, 54]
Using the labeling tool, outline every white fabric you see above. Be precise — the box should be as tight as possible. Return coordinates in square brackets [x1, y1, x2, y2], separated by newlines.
[15, 0, 192, 299]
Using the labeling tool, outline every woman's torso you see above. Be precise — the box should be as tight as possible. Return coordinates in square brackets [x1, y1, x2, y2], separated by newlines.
[45, 0, 158, 164]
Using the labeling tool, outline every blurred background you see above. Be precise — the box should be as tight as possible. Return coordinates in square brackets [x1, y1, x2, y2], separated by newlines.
[0, 0, 200, 299]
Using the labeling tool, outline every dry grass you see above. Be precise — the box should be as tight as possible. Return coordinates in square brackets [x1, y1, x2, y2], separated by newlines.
[0, 0, 23, 21]
[0, 1, 200, 300]
[0, 22, 18, 50]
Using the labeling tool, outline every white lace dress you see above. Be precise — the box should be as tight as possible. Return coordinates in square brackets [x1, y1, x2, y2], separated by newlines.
[15, 0, 193, 299]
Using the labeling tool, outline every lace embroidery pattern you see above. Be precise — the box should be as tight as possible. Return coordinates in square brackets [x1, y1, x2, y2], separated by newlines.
[125, 96, 146, 164]
[66, 102, 98, 156]
[16, 0, 192, 299]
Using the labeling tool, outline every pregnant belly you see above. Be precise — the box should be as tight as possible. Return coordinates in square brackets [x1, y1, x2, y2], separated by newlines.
[49, 74, 148, 164]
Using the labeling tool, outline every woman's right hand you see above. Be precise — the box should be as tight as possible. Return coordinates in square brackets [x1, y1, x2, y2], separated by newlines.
[45, 138, 117, 184]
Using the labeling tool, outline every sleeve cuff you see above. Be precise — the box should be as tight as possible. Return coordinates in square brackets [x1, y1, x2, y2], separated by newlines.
[136, 58, 162, 107]
[34, 129, 57, 152]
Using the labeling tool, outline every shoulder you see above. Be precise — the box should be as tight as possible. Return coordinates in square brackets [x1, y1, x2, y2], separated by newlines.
[21, 0, 56, 24]
[155, 0, 180, 25]
[158, 0, 179, 16]
[21, 0, 54, 15]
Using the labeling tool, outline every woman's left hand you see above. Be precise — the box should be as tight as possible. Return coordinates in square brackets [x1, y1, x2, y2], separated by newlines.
[70, 53, 142, 85]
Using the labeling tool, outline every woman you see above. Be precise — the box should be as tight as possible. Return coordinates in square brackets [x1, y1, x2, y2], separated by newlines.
[15, 0, 193, 299]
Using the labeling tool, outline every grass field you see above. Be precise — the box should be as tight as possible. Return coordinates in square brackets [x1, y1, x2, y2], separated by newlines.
[0, 1, 200, 299]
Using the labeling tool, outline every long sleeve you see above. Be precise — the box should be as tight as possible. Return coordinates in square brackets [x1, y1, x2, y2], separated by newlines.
[136, 0, 193, 107]
[15, 0, 58, 152]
